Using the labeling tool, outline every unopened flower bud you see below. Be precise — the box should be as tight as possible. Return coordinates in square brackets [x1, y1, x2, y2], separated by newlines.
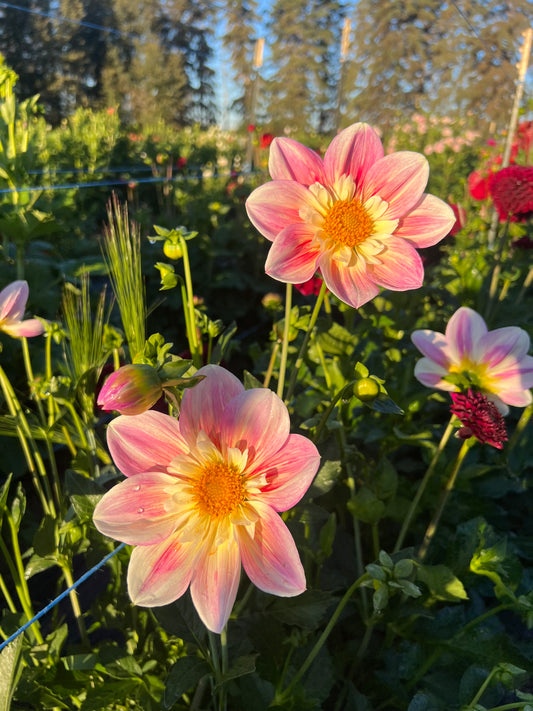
[353, 377, 380, 402]
[98, 364, 163, 415]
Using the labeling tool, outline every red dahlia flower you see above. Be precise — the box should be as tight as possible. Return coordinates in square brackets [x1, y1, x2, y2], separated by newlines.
[450, 389, 508, 449]
[489, 165, 533, 221]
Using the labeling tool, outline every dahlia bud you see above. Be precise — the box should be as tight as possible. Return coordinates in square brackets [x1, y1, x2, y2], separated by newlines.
[98, 364, 163, 415]
[353, 377, 380, 402]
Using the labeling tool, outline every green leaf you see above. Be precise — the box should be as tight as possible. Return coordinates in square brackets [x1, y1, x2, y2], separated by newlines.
[0, 635, 23, 711]
[25, 553, 57, 580]
[307, 460, 342, 498]
[33, 514, 58, 557]
[163, 656, 211, 709]
[71, 493, 101, 522]
[268, 590, 335, 630]
[417, 564, 469, 602]
[348, 487, 386, 524]
[221, 654, 257, 684]
[243, 370, 265, 390]
[211, 321, 237, 365]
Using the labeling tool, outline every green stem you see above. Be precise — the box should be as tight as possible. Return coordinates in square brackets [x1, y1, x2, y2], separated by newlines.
[485, 216, 510, 321]
[263, 340, 280, 389]
[179, 234, 202, 368]
[393, 416, 456, 553]
[285, 281, 327, 403]
[467, 665, 498, 709]
[0, 364, 51, 515]
[276, 283, 292, 399]
[507, 402, 533, 452]
[275, 572, 369, 703]
[313, 383, 352, 444]
[418, 437, 472, 561]
[0, 570, 17, 613]
[59, 561, 89, 647]
[21, 338, 62, 513]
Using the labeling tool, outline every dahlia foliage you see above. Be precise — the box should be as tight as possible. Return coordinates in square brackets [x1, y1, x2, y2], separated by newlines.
[94, 364, 320, 633]
[245, 122, 455, 309]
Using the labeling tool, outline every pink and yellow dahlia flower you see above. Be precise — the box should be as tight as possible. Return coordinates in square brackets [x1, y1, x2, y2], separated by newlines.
[245, 122, 455, 309]
[93, 364, 320, 633]
[411, 307, 533, 415]
[0, 280, 44, 338]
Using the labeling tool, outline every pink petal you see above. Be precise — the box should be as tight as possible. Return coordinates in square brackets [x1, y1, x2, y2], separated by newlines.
[127, 535, 199, 607]
[369, 237, 424, 290]
[411, 330, 452, 368]
[107, 411, 187, 476]
[190, 533, 241, 633]
[237, 501, 306, 596]
[318, 253, 380, 309]
[1, 318, 44, 338]
[93, 472, 180, 545]
[413, 358, 456, 390]
[362, 152, 429, 218]
[245, 180, 313, 241]
[479, 327, 531, 368]
[268, 137, 326, 185]
[251, 433, 320, 511]
[496, 388, 532, 408]
[395, 194, 456, 247]
[265, 223, 321, 283]
[324, 123, 384, 187]
[488, 357, 533, 392]
[446, 308, 488, 362]
[179, 365, 244, 447]
[0, 280, 28, 321]
[219, 388, 290, 470]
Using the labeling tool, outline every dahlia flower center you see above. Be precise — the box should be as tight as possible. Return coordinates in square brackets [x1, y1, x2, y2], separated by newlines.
[448, 359, 496, 393]
[322, 198, 375, 248]
[193, 459, 246, 518]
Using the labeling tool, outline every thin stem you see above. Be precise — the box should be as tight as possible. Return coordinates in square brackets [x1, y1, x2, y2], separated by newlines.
[467, 666, 498, 709]
[506, 402, 533, 452]
[313, 383, 352, 444]
[418, 438, 472, 561]
[59, 561, 89, 647]
[275, 573, 369, 703]
[276, 283, 292, 399]
[263, 340, 280, 389]
[285, 281, 327, 404]
[393, 416, 456, 553]
[516, 264, 533, 303]
[485, 216, 510, 321]
[179, 234, 202, 368]
[0, 570, 17, 613]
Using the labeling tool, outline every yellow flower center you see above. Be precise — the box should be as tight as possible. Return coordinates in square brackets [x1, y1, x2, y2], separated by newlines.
[449, 359, 497, 393]
[193, 460, 246, 518]
[322, 198, 375, 248]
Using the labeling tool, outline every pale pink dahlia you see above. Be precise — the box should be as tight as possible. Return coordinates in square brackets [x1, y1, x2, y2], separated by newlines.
[245, 122, 455, 309]
[93, 364, 320, 633]
[412, 307, 533, 415]
[0, 280, 44, 338]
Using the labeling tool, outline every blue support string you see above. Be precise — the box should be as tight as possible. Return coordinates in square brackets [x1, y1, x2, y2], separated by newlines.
[0, 543, 126, 653]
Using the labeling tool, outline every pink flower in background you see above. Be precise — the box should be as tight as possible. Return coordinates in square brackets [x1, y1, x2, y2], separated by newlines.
[93, 364, 320, 633]
[411, 306, 533, 415]
[0, 280, 44, 338]
[245, 122, 455, 309]
[450, 389, 508, 449]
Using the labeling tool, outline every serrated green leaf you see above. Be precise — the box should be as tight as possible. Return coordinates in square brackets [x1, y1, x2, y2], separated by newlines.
[307, 460, 342, 498]
[417, 564, 469, 602]
[0, 635, 23, 711]
[348, 488, 386, 524]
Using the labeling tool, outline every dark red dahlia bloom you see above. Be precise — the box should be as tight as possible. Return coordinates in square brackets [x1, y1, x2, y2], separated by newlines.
[450, 390, 508, 449]
[489, 165, 533, 222]
[294, 275, 323, 296]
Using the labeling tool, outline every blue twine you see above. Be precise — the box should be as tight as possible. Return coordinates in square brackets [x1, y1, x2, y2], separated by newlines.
[0, 170, 241, 195]
[0, 543, 126, 653]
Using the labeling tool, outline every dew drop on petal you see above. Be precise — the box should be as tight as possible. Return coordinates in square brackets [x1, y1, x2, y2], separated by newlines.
[137, 507, 144, 514]
[133, 485, 141, 492]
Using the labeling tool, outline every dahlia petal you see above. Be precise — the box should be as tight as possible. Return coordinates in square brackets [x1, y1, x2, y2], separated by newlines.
[245, 181, 315, 241]
[495, 388, 532, 408]
[319, 253, 380, 309]
[479, 327, 531, 368]
[362, 152, 429, 218]
[179, 365, 244, 446]
[411, 330, 452, 368]
[265, 223, 321, 283]
[413, 358, 456, 390]
[369, 236, 424, 290]
[237, 502, 306, 596]
[268, 137, 326, 185]
[446, 307, 488, 362]
[487, 360, 533, 393]
[190, 533, 241, 633]
[250, 433, 320, 512]
[107, 411, 187, 477]
[0, 280, 28, 321]
[127, 535, 199, 607]
[219, 388, 290, 470]
[324, 122, 384, 187]
[93, 472, 181, 545]
[1, 318, 44, 338]
[396, 194, 456, 247]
